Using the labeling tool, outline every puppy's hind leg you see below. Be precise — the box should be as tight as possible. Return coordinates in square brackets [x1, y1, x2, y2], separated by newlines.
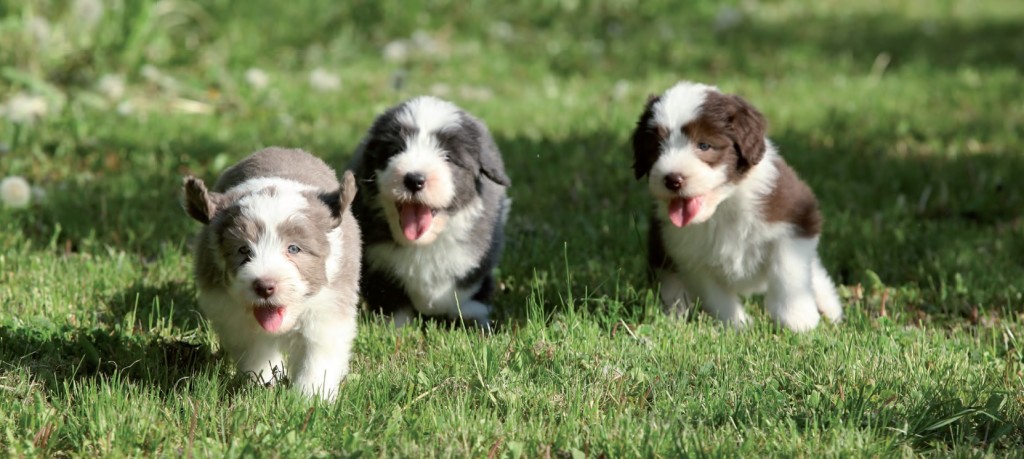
[765, 237, 822, 332]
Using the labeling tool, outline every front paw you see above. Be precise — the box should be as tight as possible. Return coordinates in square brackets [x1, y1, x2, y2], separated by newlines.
[453, 300, 492, 328]
[769, 297, 821, 332]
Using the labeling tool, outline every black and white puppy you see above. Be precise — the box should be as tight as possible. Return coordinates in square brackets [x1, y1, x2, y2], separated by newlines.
[348, 96, 510, 327]
[632, 81, 842, 332]
[183, 147, 361, 399]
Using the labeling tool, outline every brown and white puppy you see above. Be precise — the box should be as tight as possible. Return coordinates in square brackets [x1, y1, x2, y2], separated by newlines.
[632, 81, 842, 331]
[348, 96, 510, 327]
[183, 147, 361, 399]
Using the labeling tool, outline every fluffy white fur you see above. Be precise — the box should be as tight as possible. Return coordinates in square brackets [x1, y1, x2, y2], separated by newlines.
[198, 177, 356, 399]
[366, 197, 491, 324]
[648, 82, 842, 331]
[376, 97, 462, 246]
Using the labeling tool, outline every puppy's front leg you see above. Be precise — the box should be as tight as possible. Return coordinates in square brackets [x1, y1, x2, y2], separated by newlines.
[226, 333, 285, 386]
[450, 298, 492, 330]
[765, 237, 822, 332]
[683, 271, 750, 328]
[656, 269, 693, 318]
[287, 318, 357, 400]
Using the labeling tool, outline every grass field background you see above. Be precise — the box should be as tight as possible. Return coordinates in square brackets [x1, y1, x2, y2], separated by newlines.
[1, 0, 1022, 456]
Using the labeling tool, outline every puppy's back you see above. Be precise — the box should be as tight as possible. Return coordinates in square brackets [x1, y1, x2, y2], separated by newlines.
[215, 147, 339, 192]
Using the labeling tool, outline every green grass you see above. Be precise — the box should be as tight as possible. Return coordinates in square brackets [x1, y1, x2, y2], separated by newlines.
[2, 0, 1023, 456]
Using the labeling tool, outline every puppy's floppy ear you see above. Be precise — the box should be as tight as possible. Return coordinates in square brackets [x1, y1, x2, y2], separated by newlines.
[467, 117, 511, 186]
[631, 95, 662, 180]
[724, 94, 767, 171]
[182, 176, 227, 224]
[320, 170, 358, 227]
[339, 170, 358, 211]
[478, 146, 510, 186]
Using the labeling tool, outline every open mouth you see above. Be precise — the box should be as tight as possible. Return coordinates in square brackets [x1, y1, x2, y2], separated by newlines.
[397, 202, 439, 241]
[667, 195, 705, 228]
[253, 304, 286, 332]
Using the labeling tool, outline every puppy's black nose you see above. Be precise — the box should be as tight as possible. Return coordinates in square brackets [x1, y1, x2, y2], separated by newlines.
[663, 173, 685, 192]
[404, 172, 427, 192]
[253, 279, 276, 299]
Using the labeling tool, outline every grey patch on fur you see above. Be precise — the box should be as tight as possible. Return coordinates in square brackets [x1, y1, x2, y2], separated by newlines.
[213, 147, 341, 192]
[761, 158, 821, 238]
[184, 147, 362, 299]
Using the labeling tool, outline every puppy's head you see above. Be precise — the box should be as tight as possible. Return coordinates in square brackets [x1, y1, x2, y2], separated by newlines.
[360, 96, 509, 245]
[631, 81, 767, 227]
[183, 173, 357, 334]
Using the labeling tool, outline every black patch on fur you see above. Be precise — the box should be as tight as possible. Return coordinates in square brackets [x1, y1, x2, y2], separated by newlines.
[699, 92, 767, 175]
[631, 95, 664, 180]
[347, 98, 511, 320]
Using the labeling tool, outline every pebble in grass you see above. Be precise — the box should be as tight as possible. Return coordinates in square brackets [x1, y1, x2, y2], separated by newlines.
[309, 68, 341, 92]
[1, 93, 48, 124]
[1, 176, 32, 208]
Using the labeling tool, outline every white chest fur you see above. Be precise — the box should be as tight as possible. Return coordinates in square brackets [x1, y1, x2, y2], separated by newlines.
[659, 157, 789, 293]
[367, 199, 485, 315]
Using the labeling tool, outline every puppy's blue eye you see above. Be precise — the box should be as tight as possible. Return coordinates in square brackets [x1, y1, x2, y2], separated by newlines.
[697, 142, 712, 151]
[287, 245, 301, 254]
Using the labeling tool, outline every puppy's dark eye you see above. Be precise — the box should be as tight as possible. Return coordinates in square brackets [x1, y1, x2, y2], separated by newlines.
[238, 246, 252, 257]
[287, 244, 301, 254]
[442, 153, 451, 162]
[697, 142, 712, 151]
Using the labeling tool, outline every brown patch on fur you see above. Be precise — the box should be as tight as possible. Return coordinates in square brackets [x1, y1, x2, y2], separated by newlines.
[697, 91, 767, 174]
[762, 158, 822, 237]
[680, 116, 734, 167]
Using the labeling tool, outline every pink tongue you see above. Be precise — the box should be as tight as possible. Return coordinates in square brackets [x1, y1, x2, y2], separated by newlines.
[253, 306, 285, 332]
[668, 196, 704, 227]
[399, 203, 433, 241]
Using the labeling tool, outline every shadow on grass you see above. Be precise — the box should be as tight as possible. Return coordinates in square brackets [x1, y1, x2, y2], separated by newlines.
[103, 280, 205, 332]
[0, 324, 213, 396]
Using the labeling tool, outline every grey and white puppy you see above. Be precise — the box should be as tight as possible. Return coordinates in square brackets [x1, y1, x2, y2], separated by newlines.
[183, 147, 361, 399]
[348, 96, 510, 327]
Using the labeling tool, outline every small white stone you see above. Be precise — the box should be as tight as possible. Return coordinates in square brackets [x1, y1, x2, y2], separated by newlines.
[612, 80, 630, 100]
[72, 0, 105, 28]
[713, 7, 744, 32]
[97, 74, 126, 100]
[489, 21, 514, 41]
[429, 83, 452, 97]
[27, 17, 51, 44]
[309, 68, 341, 92]
[245, 68, 270, 90]
[116, 100, 135, 116]
[1, 176, 32, 208]
[1, 93, 48, 124]
[383, 40, 409, 63]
